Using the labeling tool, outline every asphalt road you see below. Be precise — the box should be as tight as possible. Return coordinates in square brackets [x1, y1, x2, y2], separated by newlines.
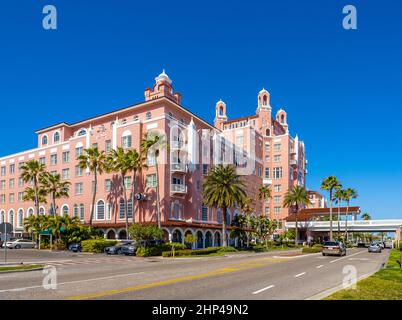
[0, 247, 389, 300]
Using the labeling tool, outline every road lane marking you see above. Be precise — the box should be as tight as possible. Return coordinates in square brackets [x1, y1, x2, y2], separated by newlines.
[316, 265, 324, 269]
[329, 250, 365, 264]
[0, 272, 145, 293]
[252, 285, 275, 295]
[294, 272, 306, 278]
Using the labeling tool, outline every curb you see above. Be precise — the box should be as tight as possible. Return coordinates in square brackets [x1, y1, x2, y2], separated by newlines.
[0, 266, 45, 274]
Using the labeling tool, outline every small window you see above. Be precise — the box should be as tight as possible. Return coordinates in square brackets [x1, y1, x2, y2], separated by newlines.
[77, 129, 87, 136]
[146, 112, 151, 120]
[61, 205, 69, 216]
[42, 135, 48, 146]
[133, 115, 139, 122]
[53, 132, 60, 143]
[97, 200, 105, 220]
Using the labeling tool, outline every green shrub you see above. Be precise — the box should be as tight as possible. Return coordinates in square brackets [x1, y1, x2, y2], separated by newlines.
[217, 246, 238, 253]
[81, 239, 117, 253]
[302, 246, 322, 254]
[136, 246, 164, 257]
[164, 243, 187, 251]
[128, 224, 163, 242]
[162, 247, 224, 257]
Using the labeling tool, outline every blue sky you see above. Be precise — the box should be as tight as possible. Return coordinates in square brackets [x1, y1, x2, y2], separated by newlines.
[0, 0, 401, 219]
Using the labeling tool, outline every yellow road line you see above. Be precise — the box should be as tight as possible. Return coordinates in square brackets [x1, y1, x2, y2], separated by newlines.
[67, 258, 288, 300]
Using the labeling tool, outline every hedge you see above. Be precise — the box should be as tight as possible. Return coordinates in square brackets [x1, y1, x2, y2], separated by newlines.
[135, 243, 188, 257]
[162, 247, 223, 257]
[81, 239, 117, 253]
[302, 246, 322, 254]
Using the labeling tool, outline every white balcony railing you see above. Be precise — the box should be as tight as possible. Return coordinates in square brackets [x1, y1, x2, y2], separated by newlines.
[171, 140, 184, 149]
[171, 184, 187, 194]
[171, 163, 187, 172]
[290, 159, 297, 166]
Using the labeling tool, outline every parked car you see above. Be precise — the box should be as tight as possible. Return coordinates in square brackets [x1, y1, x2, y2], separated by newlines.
[368, 242, 382, 253]
[120, 242, 141, 256]
[322, 241, 346, 256]
[384, 241, 393, 249]
[3, 238, 35, 249]
[68, 243, 82, 252]
[105, 241, 132, 255]
[357, 242, 367, 248]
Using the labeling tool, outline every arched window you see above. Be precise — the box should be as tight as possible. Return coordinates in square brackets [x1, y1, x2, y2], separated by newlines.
[42, 135, 48, 146]
[77, 129, 87, 136]
[122, 130, 132, 149]
[53, 132, 60, 143]
[216, 209, 222, 224]
[281, 114, 285, 123]
[80, 204, 85, 220]
[61, 205, 69, 216]
[146, 112, 151, 120]
[18, 209, 24, 227]
[127, 200, 133, 219]
[8, 210, 14, 226]
[219, 106, 224, 116]
[265, 128, 271, 136]
[263, 95, 268, 106]
[73, 204, 79, 218]
[27, 208, 35, 217]
[38, 207, 44, 215]
[0, 210, 5, 223]
[97, 200, 105, 220]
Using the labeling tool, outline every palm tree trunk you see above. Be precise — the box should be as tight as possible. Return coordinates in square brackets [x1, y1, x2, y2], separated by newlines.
[34, 178, 39, 217]
[344, 202, 350, 242]
[122, 174, 129, 239]
[155, 160, 161, 229]
[222, 206, 227, 247]
[89, 167, 97, 225]
[337, 202, 341, 240]
[295, 203, 299, 245]
[131, 171, 136, 224]
[329, 190, 333, 241]
[52, 193, 56, 216]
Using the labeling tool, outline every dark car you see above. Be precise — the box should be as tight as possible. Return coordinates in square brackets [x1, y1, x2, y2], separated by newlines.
[120, 242, 141, 256]
[322, 241, 346, 257]
[105, 241, 132, 255]
[68, 243, 82, 252]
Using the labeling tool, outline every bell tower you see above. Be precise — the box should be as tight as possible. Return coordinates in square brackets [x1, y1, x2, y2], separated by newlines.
[144, 70, 182, 104]
[214, 99, 228, 130]
[256, 88, 272, 136]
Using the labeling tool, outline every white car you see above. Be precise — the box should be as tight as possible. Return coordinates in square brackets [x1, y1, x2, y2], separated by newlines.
[3, 239, 35, 249]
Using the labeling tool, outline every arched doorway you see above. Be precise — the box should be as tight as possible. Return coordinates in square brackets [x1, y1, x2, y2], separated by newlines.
[214, 232, 221, 247]
[184, 230, 194, 248]
[172, 229, 183, 243]
[118, 229, 127, 240]
[162, 229, 170, 242]
[107, 230, 116, 240]
[205, 231, 213, 248]
[196, 231, 204, 249]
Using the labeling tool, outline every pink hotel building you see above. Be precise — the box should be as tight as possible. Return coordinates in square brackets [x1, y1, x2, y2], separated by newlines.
[0, 71, 308, 248]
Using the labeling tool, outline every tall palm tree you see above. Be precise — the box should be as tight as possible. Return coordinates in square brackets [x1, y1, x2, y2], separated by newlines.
[320, 176, 342, 241]
[126, 149, 147, 223]
[78, 147, 107, 225]
[40, 172, 70, 216]
[283, 186, 311, 244]
[361, 212, 371, 220]
[107, 147, 130, 238]
[343, 188, 358, 242]
[203, 165, 246, 247]
[20, 160, 46, 216]
[240, 197, 254, 246]
[258, 185, 272, 216]
[333, 188, 346, 240]
[140, 132, 167, 229]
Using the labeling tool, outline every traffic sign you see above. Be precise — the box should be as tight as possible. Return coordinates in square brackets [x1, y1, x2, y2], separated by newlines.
[0, 222, 13, 234]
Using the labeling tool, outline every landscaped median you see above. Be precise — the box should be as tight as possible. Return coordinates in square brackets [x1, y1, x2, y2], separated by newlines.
[325, 249, 402, 300]
[0, 264, 45, 273]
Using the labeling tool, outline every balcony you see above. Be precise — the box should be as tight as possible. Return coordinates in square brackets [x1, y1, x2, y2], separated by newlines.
[171, 163, 187, 173]
[171, 184, 187, 195]
[263, 178, 272, 185]
[171, 140, 184, 149]
[305, 169, 308, 174]
[290, 148, 296, 154]
[290, 159, 297, 167]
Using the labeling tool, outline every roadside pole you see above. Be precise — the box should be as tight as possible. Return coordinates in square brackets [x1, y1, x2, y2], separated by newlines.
[3, 222, 6, 265]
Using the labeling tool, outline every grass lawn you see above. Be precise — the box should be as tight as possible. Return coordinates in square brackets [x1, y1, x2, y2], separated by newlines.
[0, 264, 44, 272]
[326, 249, 402, 300]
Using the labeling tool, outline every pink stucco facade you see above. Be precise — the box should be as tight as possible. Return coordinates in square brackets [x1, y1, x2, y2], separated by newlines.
[0, 71, 308, 246]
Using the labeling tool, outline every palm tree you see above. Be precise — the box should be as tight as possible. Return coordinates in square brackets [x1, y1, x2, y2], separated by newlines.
[78, 147, 107, 225]
[20, 160, 46, 216]
[258, 185, 272, 215]
[40, 172, 70, 216]
[343, 188, 358, 242]
[320, 176, 342, 241]
[240, 197, 254, 246]
[203, 165, 246, 247]
[126, 149, 147, 223]
[140, 132, 168, 229]
[107, 147, 130, 238]
[283, 186, 311, 244]
[23, 187, 47, 211]
[333, 188, 346, 240]
[361, 212, 371, 220]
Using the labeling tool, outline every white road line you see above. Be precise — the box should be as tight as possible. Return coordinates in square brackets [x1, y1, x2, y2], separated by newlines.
[0, 271, 145, 293]
[252, 285, 275, 295]
[316, 265, 324, 269]
[294, 272, 306, 278]
[329, 250, 365, 264]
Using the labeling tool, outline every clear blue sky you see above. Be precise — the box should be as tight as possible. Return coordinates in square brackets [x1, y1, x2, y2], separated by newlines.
[0, 0, 401, 219]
